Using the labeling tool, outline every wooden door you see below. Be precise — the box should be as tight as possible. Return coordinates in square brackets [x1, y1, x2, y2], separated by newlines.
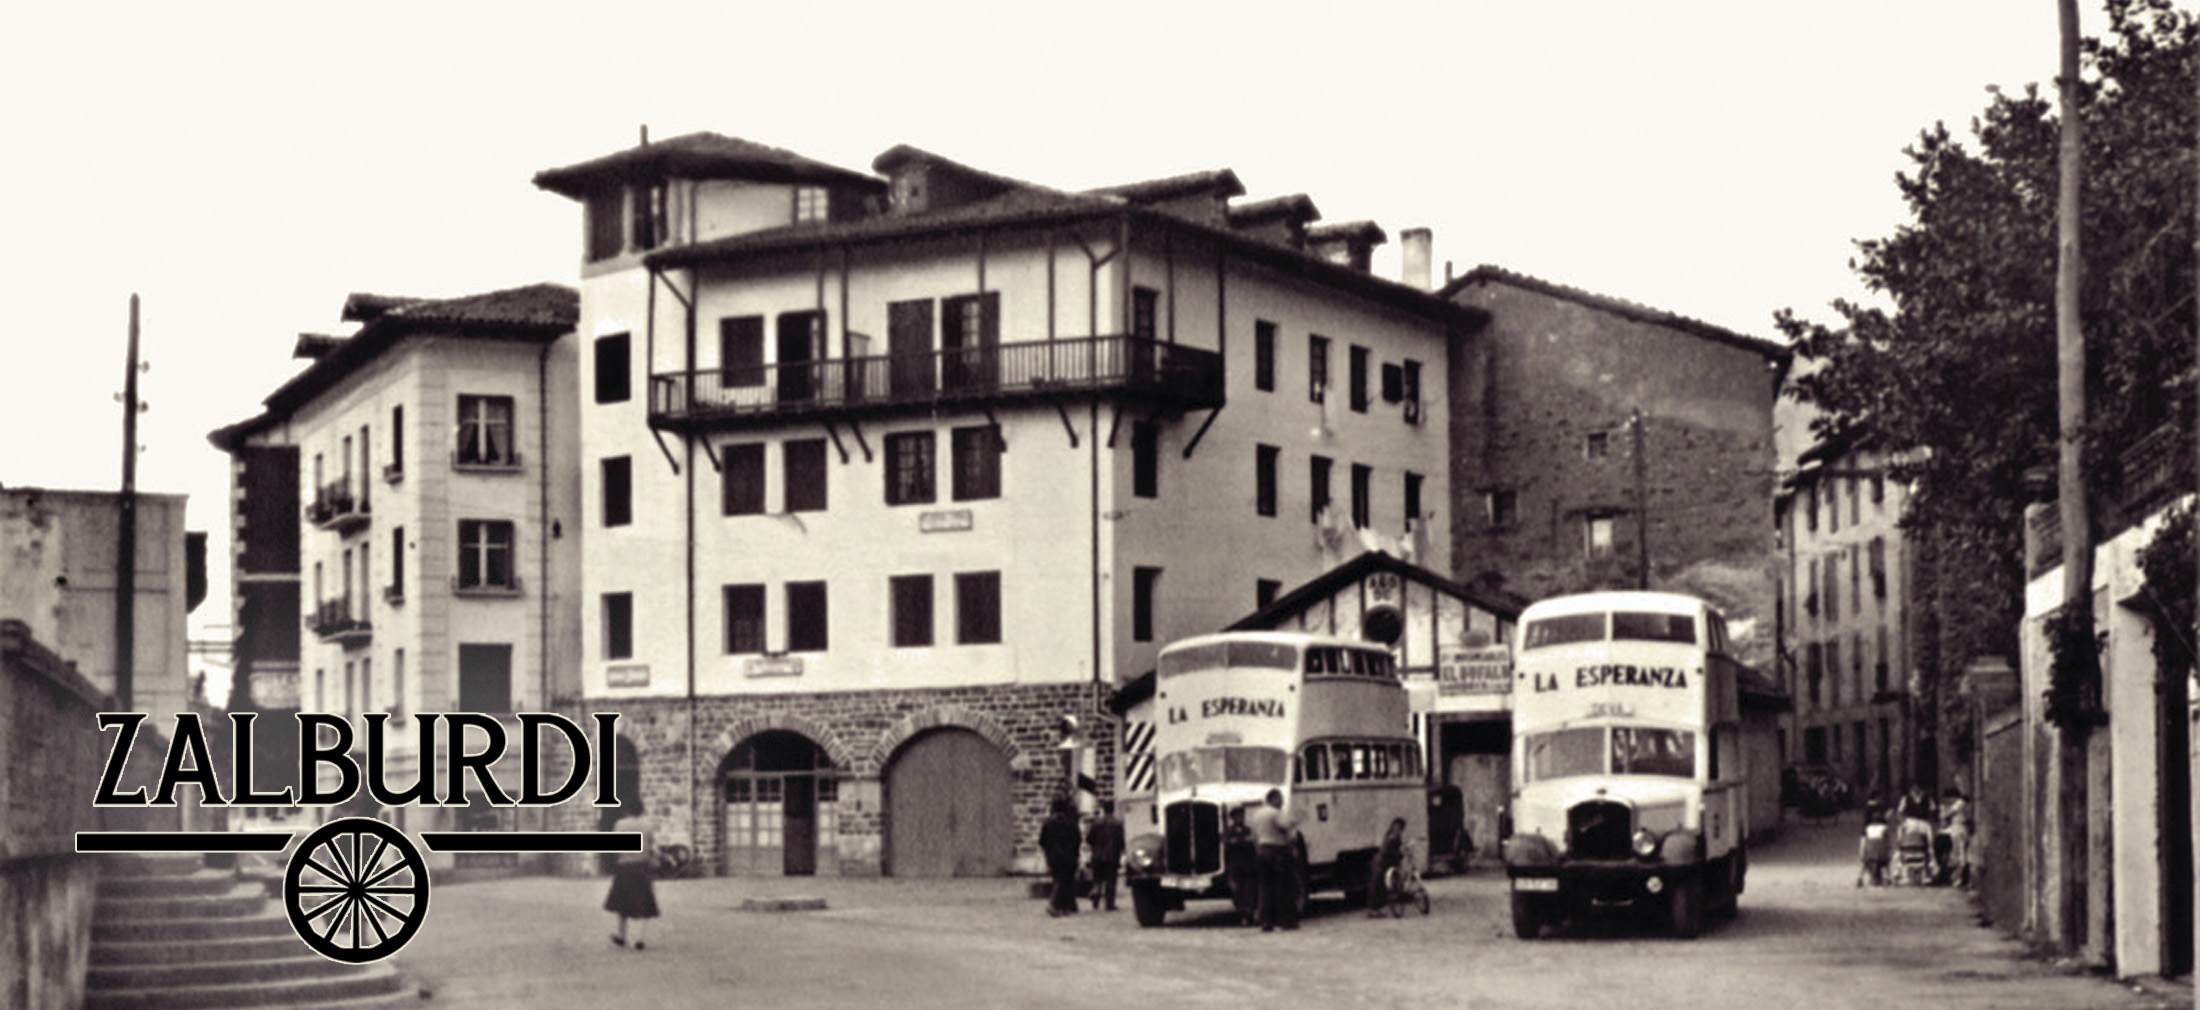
[886, 729, 1010, 877]
[888, 300, 934, 397]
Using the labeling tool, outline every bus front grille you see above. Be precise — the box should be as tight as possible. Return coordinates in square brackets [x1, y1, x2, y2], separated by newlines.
[1568, 800, 1633, 861]
[1164, 801, 1222, 875]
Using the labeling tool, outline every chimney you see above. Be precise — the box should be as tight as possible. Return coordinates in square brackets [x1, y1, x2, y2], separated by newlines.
[1401, 228, 1433, 291]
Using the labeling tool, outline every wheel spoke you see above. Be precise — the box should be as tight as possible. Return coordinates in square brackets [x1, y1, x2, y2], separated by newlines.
[300, 892, 347, 924]
[325, 841, 357, 887]
[301, 856, 347, 887]
[360, 859, 411, 890]
[358, 834, 390, 884]
[295, 885, 351, 895]
[361, 901, 392, 945]
[360, 891, 411, 922]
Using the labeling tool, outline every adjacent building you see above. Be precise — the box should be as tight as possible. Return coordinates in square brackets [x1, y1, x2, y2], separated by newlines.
[530, 133, 1485, 876]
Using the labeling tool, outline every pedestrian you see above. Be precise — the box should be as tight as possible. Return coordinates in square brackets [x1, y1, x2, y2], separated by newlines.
[1223, 806, 1258, 925]
[1247, 788, 1301, 932]
[1940, 788, 1972, 888]
[1366, 817, 1408, 916]
[1085, 799, 1125, 912]
[1039, 797, 1083, 917]
[1856, 802, 1890, 887]
[604, 814, 660, 950]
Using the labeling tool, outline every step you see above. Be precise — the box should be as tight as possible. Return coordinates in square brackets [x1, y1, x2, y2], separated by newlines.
[97, 883, 270, 921]
[93, 934, 310, 967]
[100, 867, 243, 899]
[94, 906, 295, 944]
[84, 962, 404, 1010]
[88, 953, 365, 990]
[99, 854, 207, 878]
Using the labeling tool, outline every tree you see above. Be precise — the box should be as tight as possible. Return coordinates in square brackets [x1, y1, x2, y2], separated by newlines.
[1778, 0, 2198, 697]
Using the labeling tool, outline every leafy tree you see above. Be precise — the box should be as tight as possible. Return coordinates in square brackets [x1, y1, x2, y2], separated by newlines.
[1778, 0, 2197, 677]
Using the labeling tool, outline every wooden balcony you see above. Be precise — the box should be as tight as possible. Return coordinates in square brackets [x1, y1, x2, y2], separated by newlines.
[649, 333, 1224, 434]
[305, 482, 370, 535]
[306, 598, 371, 648]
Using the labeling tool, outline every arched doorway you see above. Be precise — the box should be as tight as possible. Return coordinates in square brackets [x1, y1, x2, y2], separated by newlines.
[720, 730, 838, 876]
[885, 728, 1010, 877]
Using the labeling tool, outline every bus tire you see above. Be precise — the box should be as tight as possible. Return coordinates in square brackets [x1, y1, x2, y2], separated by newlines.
[1510, 892, 1546, 939]
[1131, 883, 1167, 928]
[1668, 877, 1704, 939]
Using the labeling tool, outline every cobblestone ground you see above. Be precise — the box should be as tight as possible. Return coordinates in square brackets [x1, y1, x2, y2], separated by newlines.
[395, 813, 2191, 1010]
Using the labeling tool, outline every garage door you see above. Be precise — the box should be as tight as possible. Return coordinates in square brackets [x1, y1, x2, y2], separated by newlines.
[886, 728, 1010, 877]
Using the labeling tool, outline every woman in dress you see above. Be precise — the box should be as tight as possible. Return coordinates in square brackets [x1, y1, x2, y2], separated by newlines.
[605, 815, 660, 950]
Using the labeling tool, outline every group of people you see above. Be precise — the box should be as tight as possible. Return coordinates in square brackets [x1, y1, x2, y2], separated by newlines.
[1857, 783, 1972, 888]
[1040, 797, 1128, 917]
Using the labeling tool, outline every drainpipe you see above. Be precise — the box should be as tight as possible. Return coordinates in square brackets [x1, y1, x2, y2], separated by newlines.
[537, 341, 553, 833]
[682, 272, 699, 843]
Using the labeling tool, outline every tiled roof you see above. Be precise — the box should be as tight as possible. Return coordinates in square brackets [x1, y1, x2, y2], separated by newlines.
[533, 132, 881, 198]
[1087, 169, 1245, 203]
[1307, 220, 1387, 244]
[1440, 264, 1789, 362]
[376, 282, 578, 329]
[1227, 193, 1321, 225]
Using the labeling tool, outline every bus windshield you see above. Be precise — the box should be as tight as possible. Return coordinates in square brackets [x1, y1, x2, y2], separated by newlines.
[1156, 746, 1291, 792]
[1159, 640, 1300, 678]
[1523, 610, 1697, 650]
[1522, 726, 1697, 782]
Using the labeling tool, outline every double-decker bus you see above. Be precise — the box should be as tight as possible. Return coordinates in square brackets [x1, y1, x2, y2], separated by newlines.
[1123, 631, 1425, 927]
[1502, 591, 1749, 939]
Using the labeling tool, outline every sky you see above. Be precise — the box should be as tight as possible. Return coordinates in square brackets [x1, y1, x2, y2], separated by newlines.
[0, 1, 2108, 698]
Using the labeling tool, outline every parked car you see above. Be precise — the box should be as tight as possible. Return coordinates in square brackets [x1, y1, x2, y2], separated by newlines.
[1781, 764, 1853, 816]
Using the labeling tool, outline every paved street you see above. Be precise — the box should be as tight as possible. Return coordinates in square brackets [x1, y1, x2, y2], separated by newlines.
[396, 814, 2189, 1010]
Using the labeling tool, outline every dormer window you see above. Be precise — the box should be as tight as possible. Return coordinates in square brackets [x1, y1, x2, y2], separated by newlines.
[586, 190, 623, 261]
[795, 186, 829, 223]
[632, 182, 666, 250]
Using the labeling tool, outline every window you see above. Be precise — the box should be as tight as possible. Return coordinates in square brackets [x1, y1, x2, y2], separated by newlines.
[1849, 476, 1860, 526]
[1584, 514, 1615, 557]
[794, 185, 829, 223]
[389, 405, 404, 477]
[1308, 335, 1329, 402]
[594, 333, 631, 404]
[1381, 362, 1404, 403]
[890, 575, 933, 648]
[602, 456, 632, 527]
[1254, 320, 1276, 391]
[1133, 567, 1161, 642]
[389, 526, 404, 600]
[631, 181, 665, 251]
[1402, 360, 1422, 422]
[1869, 537, 1887, 598]
[1584, 431, 1609, 460]
[720, 316, 765, 387]
[1871, 472, 1886, 508]
[586, 190, 623, 261]
[456, 395, 516, 467]
[885, 431, 936, 505]
[1257, 579, 1282, 609]
[1132, 286, 1159, 341]
[1826, 638, 1842, 706]
[603, 593, 634, 660]
[1822, 553, 1840, 622]
[343, 662, 354, 717]
[1830, 479, 1842, 532]
[724, 584, 765, 655]
[1807, 484, 1820, 532]
[940, 294, 998, 390]
[1254, 444, 1279, 517]
[458, 643, 512, 714]
[1405, 472, 1424, 529]
[456, 520, 515, 590]
[784, 439, 827, 513]
[1132, 420, 1158, 499]
[1806, 642, 1824, 707]
[950, 425, 1000, 502]
[955, 571, 1001, 645]
[786, 581, 828, 652]
[1349, 345, 1370, 412]
[1876, 624, 1890, 692]
[722, 443, 765, 516]
[1310, 455, 1332, 523]
[1486, 489, 1517, 528]
[1351, 464, 1372, 528]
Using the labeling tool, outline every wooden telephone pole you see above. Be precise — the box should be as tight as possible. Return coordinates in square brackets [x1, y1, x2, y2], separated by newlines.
[2052, 0, 2094, 957]
[115, 294, 142, 709]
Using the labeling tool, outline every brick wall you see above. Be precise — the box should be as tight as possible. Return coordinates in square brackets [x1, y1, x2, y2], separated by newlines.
[572, 681, 1114, 877]
[0, 620, 106, 1010]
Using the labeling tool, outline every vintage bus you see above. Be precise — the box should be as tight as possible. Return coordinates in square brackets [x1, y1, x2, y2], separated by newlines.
[1123, 631, 1426, 927]
[1502, 591, 1748, 939]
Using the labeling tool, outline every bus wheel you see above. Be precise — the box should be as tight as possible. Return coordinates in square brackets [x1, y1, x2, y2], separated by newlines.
[1668, 877, 1704, 939]
[1509, 892, 1545, 939]
[1130, 883, 1166, 928]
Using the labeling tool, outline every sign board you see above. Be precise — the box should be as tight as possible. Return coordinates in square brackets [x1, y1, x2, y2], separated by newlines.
[605, 663, 650, 688]
[744, 655, 805, 678]
[919, 509, 974, 533]
[1439, 644, 1512, 695]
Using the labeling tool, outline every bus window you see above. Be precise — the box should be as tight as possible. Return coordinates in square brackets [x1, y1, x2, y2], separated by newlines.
[1524, 728, 1605, 782]
[1226, 747, 1290, 784]
[1612, 727, 1695, 778]
[1612, 611, 1696, 644]
[1386, 743, 1405, 777]
[1300, 744, 1332, 782]
[1348, 650, 1368, 676]
[1524, 612, 1605, 649]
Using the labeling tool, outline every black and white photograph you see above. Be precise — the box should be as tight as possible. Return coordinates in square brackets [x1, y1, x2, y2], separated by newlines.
[1, 2, 2195, 1008]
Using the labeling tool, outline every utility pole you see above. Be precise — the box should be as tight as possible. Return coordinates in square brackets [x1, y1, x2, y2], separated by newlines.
[1632, 408, 1650, 590]
[2051, 0, 2093, 959]
[115, 294, 142, 710]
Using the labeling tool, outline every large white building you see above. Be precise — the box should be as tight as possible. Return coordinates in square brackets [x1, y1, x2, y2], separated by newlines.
[530, 133, 1486, 877]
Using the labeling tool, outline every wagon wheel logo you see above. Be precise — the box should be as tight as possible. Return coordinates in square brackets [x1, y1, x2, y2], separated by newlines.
[283, 817, 431, 963]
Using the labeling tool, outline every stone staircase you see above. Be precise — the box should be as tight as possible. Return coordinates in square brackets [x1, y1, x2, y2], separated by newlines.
[88, 854, 415, 1010]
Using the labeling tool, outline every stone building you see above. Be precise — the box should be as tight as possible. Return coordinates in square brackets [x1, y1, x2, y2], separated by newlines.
[530, 133, 1483, 877]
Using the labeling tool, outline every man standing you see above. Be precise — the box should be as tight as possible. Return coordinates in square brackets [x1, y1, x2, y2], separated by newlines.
[1039, 798, 1083, 917]
[1086, 800, 1125, 911]
[1247, 788, 1301, 932]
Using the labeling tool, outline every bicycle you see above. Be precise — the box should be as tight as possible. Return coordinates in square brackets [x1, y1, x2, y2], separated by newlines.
[1382, 840, 1431, 917]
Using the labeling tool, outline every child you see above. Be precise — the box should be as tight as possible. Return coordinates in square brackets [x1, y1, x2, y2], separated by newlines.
[1856, 804, 1891, 888]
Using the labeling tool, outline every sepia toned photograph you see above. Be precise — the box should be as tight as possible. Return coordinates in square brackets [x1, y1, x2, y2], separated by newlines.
[1, 2, 2194, 1008]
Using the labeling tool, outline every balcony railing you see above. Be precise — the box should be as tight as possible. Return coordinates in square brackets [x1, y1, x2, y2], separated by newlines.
[649, 333, 1224, 432]
[305, 482, 370, 533]
[306, 597, 371, 646]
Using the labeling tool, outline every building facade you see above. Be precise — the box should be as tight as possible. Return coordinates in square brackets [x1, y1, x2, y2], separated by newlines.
[209, 284, 582, 865]
[531, 133, 1484, 877]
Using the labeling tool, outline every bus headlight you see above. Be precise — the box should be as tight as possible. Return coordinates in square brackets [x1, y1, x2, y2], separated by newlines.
[1632, 828, 1662, 859]
[1128, 834, 1163, 873]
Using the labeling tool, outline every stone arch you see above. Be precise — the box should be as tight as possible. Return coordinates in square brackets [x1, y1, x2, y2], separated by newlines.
[870, 705, 1029, 773]
[711, 712, 857, 772]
